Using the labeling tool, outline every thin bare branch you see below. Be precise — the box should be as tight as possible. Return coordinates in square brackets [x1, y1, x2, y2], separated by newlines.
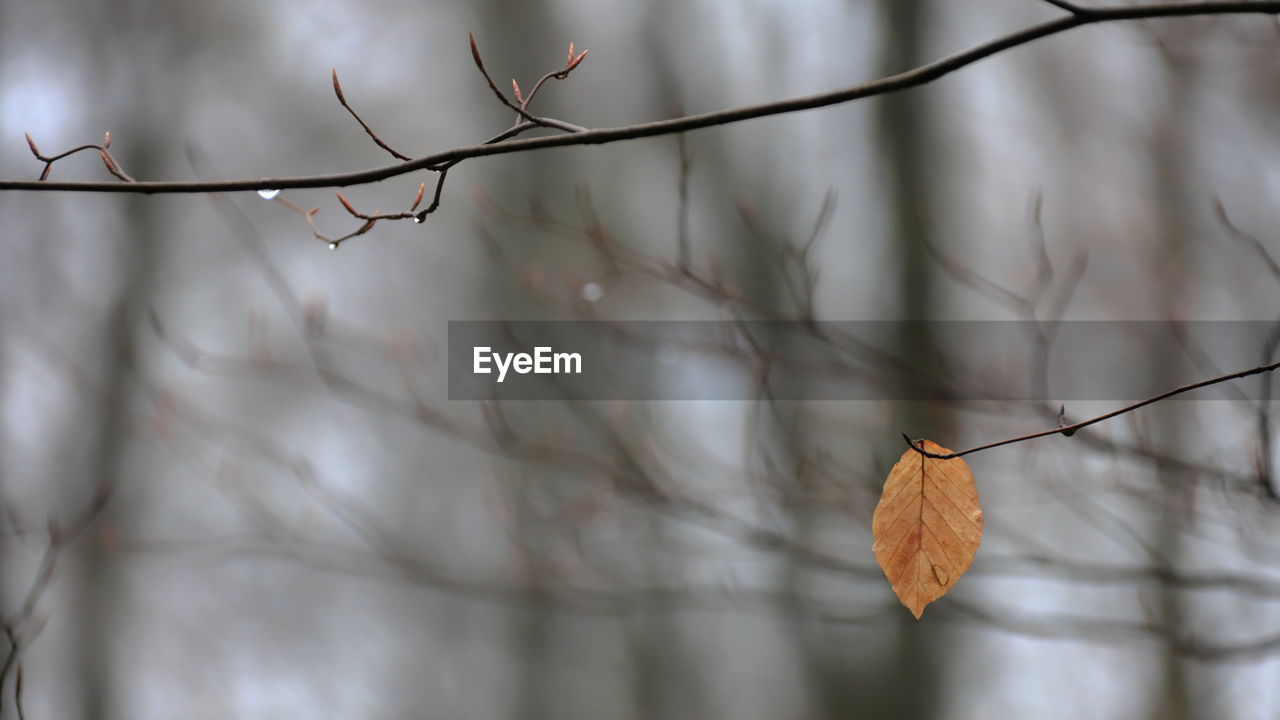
[905, 358, 1280, 460]
[468, 33, 587, 133]
[331, 69, 412, 161]
[1214, 197, 1280, 282]
[23, 132, 133, 182]
[6, 2, 1277, 196]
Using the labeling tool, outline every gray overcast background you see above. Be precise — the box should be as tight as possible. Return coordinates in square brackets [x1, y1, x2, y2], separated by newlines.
[3, 0, 1280, 718]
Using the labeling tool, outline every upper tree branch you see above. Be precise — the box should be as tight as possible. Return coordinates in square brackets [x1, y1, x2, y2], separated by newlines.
[3, 1, 1278, 195]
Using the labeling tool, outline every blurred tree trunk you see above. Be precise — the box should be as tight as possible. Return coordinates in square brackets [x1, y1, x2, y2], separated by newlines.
[70, 122, 165, 720]
[1144, 42, 1202, 720]
[69, 3, 200, 715]
[471, 3, 574, 719]
[868, 0, 946, 717]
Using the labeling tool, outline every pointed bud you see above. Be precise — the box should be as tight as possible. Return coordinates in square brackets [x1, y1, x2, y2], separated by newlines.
[100, 150, 117, 172]
[335, 192, 358, 216]
[331, 68, 346, 103]
[567, 49, 588, 71]
[567, 42, 575, 66]
[103, 131, 111, 148]
[511, 78, 523, 103]
[469, 32, 482, 68]
[411, 182, 426, 211]
[24, 132, 40, 157]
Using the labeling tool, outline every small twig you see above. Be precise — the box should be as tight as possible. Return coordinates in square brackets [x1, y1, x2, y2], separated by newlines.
[470, 34, 554, 128]
[416, 167, 450, 220]
[1023, 190, 1055, 305]
[270, 194, 375, 249]
[12, 648, 23, 720]
[334, 182, 426, 222]
[331, 69, 412, 161]
[1214, 197, 1280, 282]
[468, 35, 589, 133]
[904, 359, 1280, 460]
[518, 42, 589, 112]
[303, 41, 590, 242]
[24, 131, 133, 182]
[282, 121, 551, 243]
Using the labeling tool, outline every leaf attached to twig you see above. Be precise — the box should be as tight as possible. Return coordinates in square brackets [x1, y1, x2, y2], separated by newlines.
[872, 440, 983, 618]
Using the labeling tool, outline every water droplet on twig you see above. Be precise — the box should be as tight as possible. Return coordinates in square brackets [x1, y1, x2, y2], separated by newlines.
[257, 189, 281, 199]
[328, 242, 338, 251]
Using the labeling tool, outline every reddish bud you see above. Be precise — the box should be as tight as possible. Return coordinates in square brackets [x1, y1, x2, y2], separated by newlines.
[331, 68, 346, 103]
[411, 182, 426, 211]
[567, 49, 588, 71]
[511, 78, 523, 103]
[335, 192, 358, 216]
[24, 132, 40, 157]
[567, 42, 575, 66]
[469, 32, 483, 68]
[103, 131, 111, 148]
[100, 150, 117, 172]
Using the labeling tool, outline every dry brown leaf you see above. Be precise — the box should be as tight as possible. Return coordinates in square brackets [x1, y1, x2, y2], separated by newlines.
[872, 440, 983, 618]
